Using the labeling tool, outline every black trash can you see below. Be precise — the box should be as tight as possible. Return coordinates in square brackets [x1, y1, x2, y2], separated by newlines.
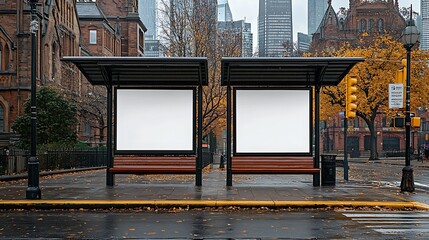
[321, 154, 337, 186]
[219, 154, 225, 169]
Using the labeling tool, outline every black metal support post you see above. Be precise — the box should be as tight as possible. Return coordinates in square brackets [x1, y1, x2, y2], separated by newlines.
[196, 85, 203, 186]
[314, 85, 321, 186]
[400, 46, 415, 192]
[26, 0, 41, 199]
[106, 85, 114, 186]
[344, 118, 349, 181]
[226, 84, 232, 187]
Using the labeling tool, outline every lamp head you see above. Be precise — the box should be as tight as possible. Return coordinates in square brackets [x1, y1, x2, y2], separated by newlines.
[401, 24, 420, 48]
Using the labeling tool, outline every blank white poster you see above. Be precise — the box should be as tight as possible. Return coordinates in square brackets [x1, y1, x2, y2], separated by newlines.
[235, 89, 310, 153]
[116, 89, 194, 151]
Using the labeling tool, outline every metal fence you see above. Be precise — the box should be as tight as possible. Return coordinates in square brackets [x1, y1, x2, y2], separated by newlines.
[0, 148, 213, 176]
[202, 149, 213, 168]
[0, 149, 107, 175]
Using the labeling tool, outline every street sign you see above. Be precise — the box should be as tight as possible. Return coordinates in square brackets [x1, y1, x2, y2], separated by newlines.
[388, 84, 404, 109]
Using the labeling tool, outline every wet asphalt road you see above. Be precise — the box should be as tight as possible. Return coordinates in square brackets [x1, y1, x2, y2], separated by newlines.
[1, 209, 429, 239]
[1, 160, 429, 239]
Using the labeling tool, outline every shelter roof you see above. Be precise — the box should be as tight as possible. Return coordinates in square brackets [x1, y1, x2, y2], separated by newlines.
[62, 57, 208, 86]
[221, 57, 364, 86]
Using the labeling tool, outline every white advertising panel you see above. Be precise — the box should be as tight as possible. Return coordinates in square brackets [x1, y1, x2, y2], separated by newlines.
[116, 89, 194, 151]
[235, 89, 311, 154]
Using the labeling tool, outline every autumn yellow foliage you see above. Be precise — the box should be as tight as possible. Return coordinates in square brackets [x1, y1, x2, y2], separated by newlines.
[323, 35, 429, 121]
[315, 35, 429, 159]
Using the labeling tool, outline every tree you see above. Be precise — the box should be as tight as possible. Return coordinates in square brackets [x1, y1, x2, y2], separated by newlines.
[319, 35, 429, 159]
[12, 87, 78, 149]
[75, 86, 107, 145]
[159, 0, 242, 136]
[282, 40, 303, 57]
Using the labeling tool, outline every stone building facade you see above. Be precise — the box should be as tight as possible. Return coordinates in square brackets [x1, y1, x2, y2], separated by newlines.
[311, 1, 429, 158]
[311, 0, 406, 52]
[0, 0, 146, 147]
[0, 0, 81, 147]
[96, 0, 146, 56]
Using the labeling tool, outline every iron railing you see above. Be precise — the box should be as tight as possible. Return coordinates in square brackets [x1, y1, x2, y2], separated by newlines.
[0, 148, 214, 176]
[0, 149, 107, 175]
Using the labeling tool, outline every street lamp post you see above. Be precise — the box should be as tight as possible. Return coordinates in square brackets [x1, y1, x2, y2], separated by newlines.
[400, 6, 419, 193]
[26, 0, 41, 199]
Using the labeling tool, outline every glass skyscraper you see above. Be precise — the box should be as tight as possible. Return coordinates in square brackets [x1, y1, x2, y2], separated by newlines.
[421, 0, 429, 50]
[308, 0, 328, 35]
[139, 0, 157, 40]
[258, 0, 292, 57]
[218, 0, 233, 22]
[139, 0, 161, 56]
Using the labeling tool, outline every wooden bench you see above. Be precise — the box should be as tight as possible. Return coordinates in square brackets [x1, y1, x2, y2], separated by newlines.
[231, 156, 319, 174]
[110, 156, 196, 174]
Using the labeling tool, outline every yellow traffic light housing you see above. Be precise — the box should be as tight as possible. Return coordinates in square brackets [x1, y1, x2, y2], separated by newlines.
[394, 59, 407, 109]
[346, 76, 358, 119]
[395, 59, 406, 86]
[411, 117, 421, 128]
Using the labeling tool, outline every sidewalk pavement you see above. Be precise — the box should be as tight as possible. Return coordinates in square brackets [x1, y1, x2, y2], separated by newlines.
[1, 158, 429, 210]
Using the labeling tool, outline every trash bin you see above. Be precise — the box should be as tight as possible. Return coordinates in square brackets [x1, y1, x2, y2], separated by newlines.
[219, 154, 225, 169]
[321, 154, 336, 186]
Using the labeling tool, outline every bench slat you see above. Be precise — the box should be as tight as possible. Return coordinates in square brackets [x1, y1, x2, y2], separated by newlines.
[111, 155, 197, 174]
[232, 168, 320, 174]
[231, 156, 318, 174]
[113, 160, 195, 165]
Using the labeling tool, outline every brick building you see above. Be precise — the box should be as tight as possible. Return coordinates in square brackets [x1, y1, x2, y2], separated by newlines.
[312, 1, 429, 158]
[95, 0, 146, 56]
[321, 112, 429, 158]
[0, 0, 146, 147]
[0, 0, 81, 147]
[311, 0, 406, 52]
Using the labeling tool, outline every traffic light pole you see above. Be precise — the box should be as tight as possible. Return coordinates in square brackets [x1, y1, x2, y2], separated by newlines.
[344, 117, 348, 181]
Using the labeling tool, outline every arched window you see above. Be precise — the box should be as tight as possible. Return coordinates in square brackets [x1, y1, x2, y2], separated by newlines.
[0, 41, 10, 72]
[0, 105, 4, 133]
[52, 42, 56, 79]
[360, 19, 367, 32]
[377, 19, 384, 33]
[369, 19, 375, 32]
[0, 44, 2, 72]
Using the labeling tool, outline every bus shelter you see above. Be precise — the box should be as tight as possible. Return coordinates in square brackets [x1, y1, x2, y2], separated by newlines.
[63, 57, 208, 186]
[221, 57, 363, 186]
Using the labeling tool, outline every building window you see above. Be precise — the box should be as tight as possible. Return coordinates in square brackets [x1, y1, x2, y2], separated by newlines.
[0, 42, 10, 72]
[369, 19, 375, 32]
[0, 44, 2, 71]
[377, 19, 384, 33]
[83, 121, 91, 136]
[0, 105, 4, 133]
[51, 43, 56, 79]
[353, 118, 359, 128]
[138, 29, 144, 53]
[360, 19, 367, 32]
[89, 30, 97, 44]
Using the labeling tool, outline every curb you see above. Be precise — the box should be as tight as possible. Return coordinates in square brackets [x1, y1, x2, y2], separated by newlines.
[1, 200, 428, 210]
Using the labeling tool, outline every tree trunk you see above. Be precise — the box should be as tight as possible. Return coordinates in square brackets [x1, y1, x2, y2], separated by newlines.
[98, 116, 105, 146]
[366, 117, 379, 160]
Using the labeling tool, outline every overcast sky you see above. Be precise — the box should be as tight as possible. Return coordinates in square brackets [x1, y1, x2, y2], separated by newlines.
[228, 0, 420, 50]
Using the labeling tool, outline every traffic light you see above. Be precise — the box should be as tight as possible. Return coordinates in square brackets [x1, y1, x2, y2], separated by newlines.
[346, 76, 358, 119]
[394, 59, 407, 109]
[394, 59, 407, 87]
[411, 117, 421, 128]
[394, 117, 405, 128]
